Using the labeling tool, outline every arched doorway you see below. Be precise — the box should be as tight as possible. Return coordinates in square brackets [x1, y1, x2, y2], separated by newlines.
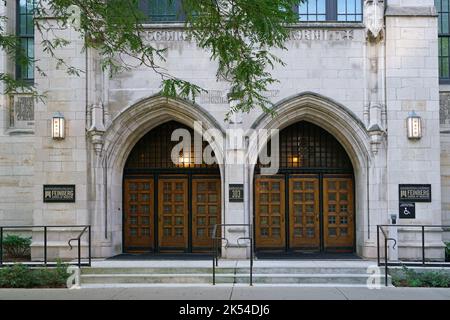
[254, 121, 355, 254]
[123, 120, 221, 253]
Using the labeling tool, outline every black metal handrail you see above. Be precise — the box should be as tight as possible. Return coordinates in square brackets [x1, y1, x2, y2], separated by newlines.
[68, 226, 92, 268]
[211, 224, 253, 286]
[377, 224, 450, 286]
[377, 226, 397, 286]
[0, 225, 91, 268]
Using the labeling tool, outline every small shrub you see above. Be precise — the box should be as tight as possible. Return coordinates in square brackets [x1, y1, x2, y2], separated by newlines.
[0, 262, 69, 288]
[0, 264, 33, 288]
[391, 266, 450, 288]
[2, 235, 32, 259]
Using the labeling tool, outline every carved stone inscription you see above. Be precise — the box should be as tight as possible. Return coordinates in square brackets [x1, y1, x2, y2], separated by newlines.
[9, 95, 35, 129]
[199, 90, 279, 105]
[143, 29, 355, 43]
[440, 92, 450, 126]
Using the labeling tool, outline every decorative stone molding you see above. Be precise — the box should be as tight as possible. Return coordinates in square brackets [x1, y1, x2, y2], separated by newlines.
[364, 0, 385, 42]
[247, 92, 376, 259]
[87, 104, 106, 155]
[93, 95, 226, 255]
[367, 102, 386, 155]
[368, 123, 385, 155]
[385, 6, 437, 17]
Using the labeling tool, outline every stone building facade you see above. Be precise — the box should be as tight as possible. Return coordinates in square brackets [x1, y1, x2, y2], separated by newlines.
[0, 0, 448, 261]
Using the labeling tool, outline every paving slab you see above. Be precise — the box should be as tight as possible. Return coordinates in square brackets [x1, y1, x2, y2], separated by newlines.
[337, 287, 450, 300]
[0, 286, 449, 300]
[231, 287, 347, 300]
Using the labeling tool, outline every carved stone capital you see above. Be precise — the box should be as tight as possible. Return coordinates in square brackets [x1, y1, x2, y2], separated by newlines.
[368, 125, 385, 155]
[88, 129, 105, 156]
[88, 104, 106, 155]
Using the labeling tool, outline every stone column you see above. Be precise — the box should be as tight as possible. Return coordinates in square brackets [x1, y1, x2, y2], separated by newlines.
[222, 111, 248, 259]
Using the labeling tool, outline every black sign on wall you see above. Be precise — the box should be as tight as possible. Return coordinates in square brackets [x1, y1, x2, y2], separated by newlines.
[43, 185, 76, 203]
[399, 184, 432, 202]
[229, 184, 244, 202]
[399, 202, 416, 219]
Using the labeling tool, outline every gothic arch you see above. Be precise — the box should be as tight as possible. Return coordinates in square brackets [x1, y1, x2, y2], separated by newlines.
[247, 92, 373, 256]
[93, 95, 226, 255]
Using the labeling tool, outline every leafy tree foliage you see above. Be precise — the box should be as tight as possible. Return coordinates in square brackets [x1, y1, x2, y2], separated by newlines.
[1, 0, 302, 119]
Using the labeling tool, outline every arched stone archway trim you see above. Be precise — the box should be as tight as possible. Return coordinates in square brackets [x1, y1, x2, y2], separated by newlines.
[91, 95, 226, 256]
[247, 92, 371, 172]
[246, 92, 376, 258]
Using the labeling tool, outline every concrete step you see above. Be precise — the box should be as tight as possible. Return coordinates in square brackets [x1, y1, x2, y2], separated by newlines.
[80, 273, 391, 285]
[81, 273, 224, 284]
[81, 267, 377, 275]
[80, 265, 391, 286]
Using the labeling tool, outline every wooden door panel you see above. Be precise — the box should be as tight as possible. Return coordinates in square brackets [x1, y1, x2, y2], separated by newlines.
[192, 177, 221, 250]
[255, 176, 286, 249]
[323, 176, 354, 251]
[289, 176, 320, 250]
[158, 178, 188, 250]
[124, 178, 154, 251]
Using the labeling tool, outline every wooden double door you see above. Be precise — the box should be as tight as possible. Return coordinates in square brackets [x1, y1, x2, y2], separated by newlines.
[124, 175, 221, 253]
[255, 174, 354, 253]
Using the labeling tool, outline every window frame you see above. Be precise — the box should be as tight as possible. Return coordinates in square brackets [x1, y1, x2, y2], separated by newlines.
[15, 0, 35, 83]
[140, 0, 363, 24]
[295, 0, 363, 23]
[436, 0, 450, 84]
[140, 0, 186, 24]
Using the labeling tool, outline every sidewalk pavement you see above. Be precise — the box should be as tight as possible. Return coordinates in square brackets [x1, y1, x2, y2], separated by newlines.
[0, 286, 449, 300]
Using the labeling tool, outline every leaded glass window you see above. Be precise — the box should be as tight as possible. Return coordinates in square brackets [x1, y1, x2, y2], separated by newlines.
[140, 0, 185, 23]
[299, 0, 327, 21]
[125, 121, 219, 170]
[16, 0, 35, 82]
[337, 0, 363, 22]
[298, 0, 363, 22]
[257, 121, 353, 171]
[437, 0, 450, 81]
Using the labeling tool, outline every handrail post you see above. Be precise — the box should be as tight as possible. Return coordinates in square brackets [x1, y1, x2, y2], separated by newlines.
[212, 237, 216, 285]
[78, 238, 81, 268]
[44, 226, 47, 266]
[250, 236, 253, 287]
[88, 226, 92, 266]
[422, 226, 425, 265]
[215, 236, 219, 267]
[377, 226, 380, 266]
[384, 236, 388, 287]
[0, 227, 3, 267]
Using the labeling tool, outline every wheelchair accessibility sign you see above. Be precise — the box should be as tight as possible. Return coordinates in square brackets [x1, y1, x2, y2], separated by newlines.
[399, 202, 415, 219]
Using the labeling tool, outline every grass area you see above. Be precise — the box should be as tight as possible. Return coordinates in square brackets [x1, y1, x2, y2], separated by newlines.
[391, 266, 450, 288]
[0, 263, 69, 288]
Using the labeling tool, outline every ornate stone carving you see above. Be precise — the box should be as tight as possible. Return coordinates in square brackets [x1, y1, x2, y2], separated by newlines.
[364, 0, 385, 42]
[368, 106, 386, 155]
[88, 104, 106, 155]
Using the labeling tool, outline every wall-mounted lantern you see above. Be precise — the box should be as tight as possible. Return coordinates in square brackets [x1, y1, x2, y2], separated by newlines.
[52, 112, 65, 140]
[407, 111, 422, 140]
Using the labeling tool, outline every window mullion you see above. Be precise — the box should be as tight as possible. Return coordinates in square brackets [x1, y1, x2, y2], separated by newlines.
[293, 4, 298, 20]
[176, 0, 185, 22]
[327, 0, 337, 21]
